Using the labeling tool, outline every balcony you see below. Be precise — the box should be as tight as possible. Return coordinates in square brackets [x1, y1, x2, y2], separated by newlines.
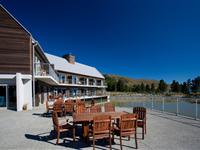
[61, 89, 106, 98]
[64, 92, 108, 100]
[34, 63, 107, 87]
[34, 63, 59, 85]
[79, 78, 87, 85]
[57, 76, 107, 88]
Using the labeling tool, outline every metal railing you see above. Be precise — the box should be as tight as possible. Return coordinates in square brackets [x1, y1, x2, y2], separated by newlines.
[61, 92, 107, 98]
[34, 63, 107, 87]
[63, 79, 106, 87]
[110, 95, 200, 120]
[34, 63, 59, 82]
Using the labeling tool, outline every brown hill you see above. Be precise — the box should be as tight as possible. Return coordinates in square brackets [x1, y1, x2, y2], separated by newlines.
[104, 74, 159, 87]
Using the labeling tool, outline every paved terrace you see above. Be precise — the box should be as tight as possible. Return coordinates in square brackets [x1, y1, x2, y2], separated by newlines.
[0, 106, 200, 150]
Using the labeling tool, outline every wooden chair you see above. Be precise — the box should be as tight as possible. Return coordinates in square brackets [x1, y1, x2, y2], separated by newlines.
[52, 111, 75, 144]
[114, 113, 138, 150]
[92, 115, 112, 150]
[133, 107, 146, 139]
[75, 101, 87, 113]
[64, 100, 74, 114]
[90, 105, 102, 113]
[104, 103, 115, 112]
[53, 99, 65, 116]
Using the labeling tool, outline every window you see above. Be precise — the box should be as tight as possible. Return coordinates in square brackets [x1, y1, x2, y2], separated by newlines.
[62, 75, 66, 83]
[34, 56, 41, 76]
[97, 80, 102, 86]
[70, 88, 77, 97]
[72, 75, 77, 84]
[59, 73, 66, 83]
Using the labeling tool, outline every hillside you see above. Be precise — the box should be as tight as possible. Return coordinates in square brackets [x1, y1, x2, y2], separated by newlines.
[104, 74, 160, 87]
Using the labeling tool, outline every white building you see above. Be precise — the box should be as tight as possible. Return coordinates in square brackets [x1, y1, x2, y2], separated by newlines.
[0, 5, 107, 111]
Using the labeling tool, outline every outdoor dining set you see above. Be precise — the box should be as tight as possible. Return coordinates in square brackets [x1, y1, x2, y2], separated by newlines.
[46, 96, 147, 150]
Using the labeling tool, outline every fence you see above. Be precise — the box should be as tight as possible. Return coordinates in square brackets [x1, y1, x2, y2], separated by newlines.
[110, 95, 200, 120]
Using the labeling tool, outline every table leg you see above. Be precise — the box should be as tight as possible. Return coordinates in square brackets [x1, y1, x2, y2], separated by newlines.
[82, 121, 89, 142]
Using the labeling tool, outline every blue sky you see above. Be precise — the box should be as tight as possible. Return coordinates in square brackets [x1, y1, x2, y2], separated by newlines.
[1, 0, 200, 83]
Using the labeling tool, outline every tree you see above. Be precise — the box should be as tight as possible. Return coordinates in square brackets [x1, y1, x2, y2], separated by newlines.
[117, 78, 126, 92]
[124, 85, 131, 92]
[134, 84, 141, 93]
[171, 80, 176, 92]
[171, 80, 180, 93]
[150, 83, 155, 93]
[132, 85, 137, 92]
[140, 82, 145, 93]
[105, 75, 117, 91]
[145, 84, 151, 93]
[157, 79, 167, 93]
[191, 76, 200, 93]
[181, 82, 190, 94]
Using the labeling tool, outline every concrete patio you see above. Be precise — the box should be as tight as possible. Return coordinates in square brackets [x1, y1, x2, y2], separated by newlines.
[0, 106, 199, 150]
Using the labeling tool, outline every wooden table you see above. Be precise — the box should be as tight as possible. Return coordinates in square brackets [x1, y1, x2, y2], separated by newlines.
[73, 111, 128, 140]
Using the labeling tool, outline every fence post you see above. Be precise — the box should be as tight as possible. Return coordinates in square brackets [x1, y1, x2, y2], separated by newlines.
[143, 99, 145, 107]
[196, 99, 198, 120]
[151, 97, 154, 110]
[176, 98, 179, 116]
[162, 97, 165, 112]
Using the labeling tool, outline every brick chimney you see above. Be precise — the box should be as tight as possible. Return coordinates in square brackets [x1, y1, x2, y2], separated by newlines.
[63, 54, 75, 64]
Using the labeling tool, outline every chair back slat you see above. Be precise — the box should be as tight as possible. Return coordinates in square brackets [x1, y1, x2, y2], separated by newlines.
[64, 100, 74, 113]
[104, 103, 115, 112]
[53, 99, 64, 111]
[93, 115, 111, 134]
[76, 101, 86, 113]
[96, 105, 102, 112]
[53, 99, 65, 116]
[120, 113, 137, 133]
[90, 105, 102, 113]
[133, 107, 146, 120]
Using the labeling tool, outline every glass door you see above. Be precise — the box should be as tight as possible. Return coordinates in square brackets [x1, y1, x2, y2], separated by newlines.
[8, 86, 16, 110]
[0, 85, 7, 107]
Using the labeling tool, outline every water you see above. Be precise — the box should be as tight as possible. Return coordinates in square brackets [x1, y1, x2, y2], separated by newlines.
[112, 97, 200, 119]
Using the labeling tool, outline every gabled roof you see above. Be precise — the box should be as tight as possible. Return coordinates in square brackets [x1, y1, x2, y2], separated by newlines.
[0, 4, 31, 36]
[45, 53, 104, 79]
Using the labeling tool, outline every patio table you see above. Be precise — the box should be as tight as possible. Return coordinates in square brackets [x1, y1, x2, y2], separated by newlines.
[73, 111, 128, 140]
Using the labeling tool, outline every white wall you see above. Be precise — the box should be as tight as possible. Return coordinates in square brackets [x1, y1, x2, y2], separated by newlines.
[23, 78, 32, 110]
[16, 73, 32, 111]
[16, 73, 23, 111]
